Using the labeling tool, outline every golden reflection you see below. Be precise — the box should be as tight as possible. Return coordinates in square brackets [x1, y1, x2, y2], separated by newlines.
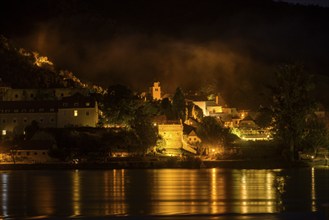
[72, 170, 81, 216]
[311, 167, 316, 212]
[210, 168, 218, 213]
[152, 170, 199, 214]
[0, 173, 8, 217]
[105, 169, 127, 215]
[104, 171, 110, 215]
[151, 169, 228, 215]
[236, 170, 277, 214]
[34, 176, 54, 216]
[209, 168, 226, 214]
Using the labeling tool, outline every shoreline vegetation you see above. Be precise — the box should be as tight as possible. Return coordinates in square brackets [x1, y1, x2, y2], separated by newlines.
[0, 157, 324, 170]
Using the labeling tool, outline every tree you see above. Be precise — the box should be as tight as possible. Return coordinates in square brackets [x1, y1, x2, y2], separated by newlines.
[131, 106, 158, 153]
[160, 98, 175, 120]
[103, 84, 141, 127]
[303, 115, 329, 155]
[172, 87, 186, 121]
[198, 117, 231, 146]
[254, 107, 272, 128]
[24, 120, 39, 140]
[271, 64, 315, 161]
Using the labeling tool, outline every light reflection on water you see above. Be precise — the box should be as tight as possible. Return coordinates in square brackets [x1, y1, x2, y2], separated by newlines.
[0, 168, 328, 219]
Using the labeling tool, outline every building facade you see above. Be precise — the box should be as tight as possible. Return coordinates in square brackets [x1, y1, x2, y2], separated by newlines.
[0, 92, 98, 136]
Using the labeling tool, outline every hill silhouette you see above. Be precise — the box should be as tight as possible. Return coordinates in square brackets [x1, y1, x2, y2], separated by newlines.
[0, 0, 328, 108]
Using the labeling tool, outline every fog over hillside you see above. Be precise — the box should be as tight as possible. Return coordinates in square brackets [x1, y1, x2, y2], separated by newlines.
[0, 0, 328, 108]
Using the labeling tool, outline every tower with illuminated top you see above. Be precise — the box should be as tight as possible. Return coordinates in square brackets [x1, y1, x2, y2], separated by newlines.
[150, 82, 161, 100]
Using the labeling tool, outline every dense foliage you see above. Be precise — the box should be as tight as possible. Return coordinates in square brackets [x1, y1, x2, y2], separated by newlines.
[271, 64, 328, 161]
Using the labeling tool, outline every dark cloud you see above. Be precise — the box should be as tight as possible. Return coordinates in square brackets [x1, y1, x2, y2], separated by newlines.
[1, 0, 329, 108]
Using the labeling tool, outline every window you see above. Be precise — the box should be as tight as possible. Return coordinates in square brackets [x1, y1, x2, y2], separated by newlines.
[13, 119, 17, 123]
[26, 152, 30, 156]
[34, 152, 38, 155]
[155, 88, 158, 91]
[15, 94, 18, 98]
[42, 152, 46, 155]
[74, 110, 78, 117]
[2, 119, 6, 123]
[40, 118, 44, 123]
[23, 118, 27, 123]
[2, 130, 6, 135]
[86, 102, 90, 106]
[50, 108, 54, 112]
[30, 93, 34, 98]
[86, 111, 89, 116]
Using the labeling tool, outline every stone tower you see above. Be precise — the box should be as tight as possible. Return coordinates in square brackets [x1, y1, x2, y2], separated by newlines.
[150, 82, 161, 100]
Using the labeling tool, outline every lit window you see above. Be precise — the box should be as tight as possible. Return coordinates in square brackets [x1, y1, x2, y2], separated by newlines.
[86, 111, 89, 116]
[2, 130, 6, 135]
[74, 110, 78, 117]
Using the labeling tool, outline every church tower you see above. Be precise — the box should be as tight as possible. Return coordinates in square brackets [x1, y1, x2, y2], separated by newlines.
[150, 82, 161, 100]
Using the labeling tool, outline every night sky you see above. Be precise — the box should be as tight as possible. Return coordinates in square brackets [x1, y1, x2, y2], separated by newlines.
[0, 0, 328, 108]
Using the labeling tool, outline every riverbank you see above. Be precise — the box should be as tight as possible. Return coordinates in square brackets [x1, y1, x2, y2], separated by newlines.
[0, 158, 318, 170]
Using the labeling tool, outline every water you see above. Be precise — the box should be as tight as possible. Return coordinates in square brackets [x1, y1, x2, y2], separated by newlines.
[0, 168, 328, 219]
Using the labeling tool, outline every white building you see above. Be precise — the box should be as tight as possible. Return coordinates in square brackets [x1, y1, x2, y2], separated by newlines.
[0, 93, 98, 136]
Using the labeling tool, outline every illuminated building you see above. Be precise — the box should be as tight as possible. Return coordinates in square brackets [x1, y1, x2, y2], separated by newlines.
[0, 93, 98, 136]
[150, 82, 161, 100]
[158, 122, 183, 155]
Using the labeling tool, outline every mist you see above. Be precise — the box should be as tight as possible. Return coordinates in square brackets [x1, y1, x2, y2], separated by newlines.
[2, 0, 328, 108]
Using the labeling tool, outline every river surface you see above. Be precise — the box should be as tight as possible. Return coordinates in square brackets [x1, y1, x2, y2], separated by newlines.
[0, 167, 328, 220]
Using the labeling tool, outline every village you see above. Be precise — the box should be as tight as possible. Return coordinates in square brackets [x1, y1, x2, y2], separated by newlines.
[0, 81, 327, 166]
